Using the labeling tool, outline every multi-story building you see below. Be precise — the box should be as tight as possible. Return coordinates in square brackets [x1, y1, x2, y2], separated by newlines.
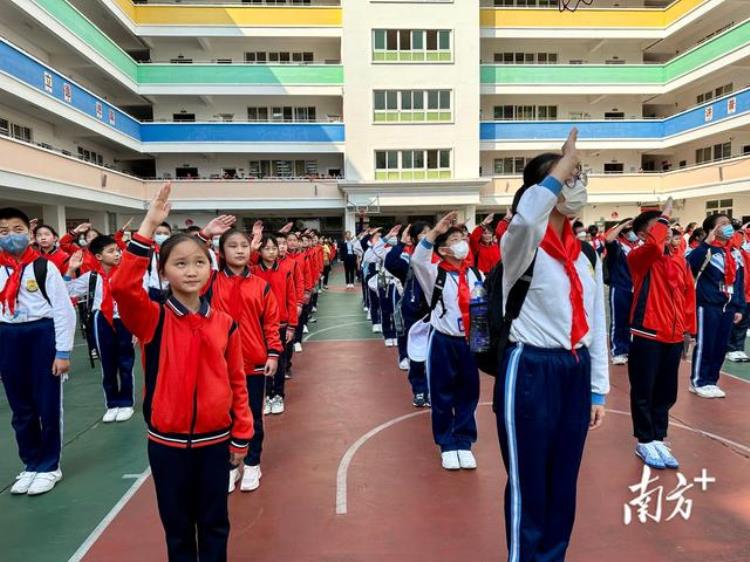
[0, 0, 749, 235]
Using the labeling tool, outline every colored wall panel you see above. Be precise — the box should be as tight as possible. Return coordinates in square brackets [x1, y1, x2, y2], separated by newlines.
[140, 123, 345, 143]
[137, 64, 343, 85]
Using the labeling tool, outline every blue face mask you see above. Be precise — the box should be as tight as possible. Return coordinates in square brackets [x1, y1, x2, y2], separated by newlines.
[0, 233, 30, 254]
[625, 231, 638, 243]
[720, 225, 735, 239]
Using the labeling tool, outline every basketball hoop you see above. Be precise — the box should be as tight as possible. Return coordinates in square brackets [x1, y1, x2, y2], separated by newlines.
[559, 0, 593, 12]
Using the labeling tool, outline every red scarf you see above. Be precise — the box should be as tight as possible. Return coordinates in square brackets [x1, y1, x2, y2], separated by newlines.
[710, 240, 736, 294]
[0, 246, 40, 316]
[540, 221, 589, 350]
[438, 260, 471, 337]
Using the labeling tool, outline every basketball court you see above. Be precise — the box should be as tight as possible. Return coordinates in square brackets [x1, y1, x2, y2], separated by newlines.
[1, 264, 747, 562]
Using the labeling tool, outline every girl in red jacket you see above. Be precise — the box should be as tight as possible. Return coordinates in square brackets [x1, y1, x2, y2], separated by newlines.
[469, 214, 500, 274]
[252, 234, 297, 415]
[33, 224, 69, 273]
[201, 226, 282, 494]
[111, 184, 252, 562]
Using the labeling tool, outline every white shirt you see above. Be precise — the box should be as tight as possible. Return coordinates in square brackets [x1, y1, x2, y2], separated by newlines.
[411, 240, 483, 337]
[66, 271, 120, 318]
[142, 250, 166, 293]
[0, 260, 77, 354]
[501, 180, 609, 400]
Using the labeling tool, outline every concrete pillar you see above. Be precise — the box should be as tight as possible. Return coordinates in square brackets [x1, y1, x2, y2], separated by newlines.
[344, 209, 357, 236]
[42, 204, 67, 236]
[462, 204, 477, 230]
[88, 210, 109, 233]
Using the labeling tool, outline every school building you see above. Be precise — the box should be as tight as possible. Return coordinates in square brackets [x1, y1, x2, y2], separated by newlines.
[0, 0, 749, 234]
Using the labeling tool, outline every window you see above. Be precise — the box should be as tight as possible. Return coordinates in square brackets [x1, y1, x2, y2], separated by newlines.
[271, 107, 294, 122]
[743, 145, 750, 155]
[170, 57, 192, 64]
[697, 83, 732, 104]
[696, 142, 731, 163]
[493, 157, 527, 175]
[495, 52, 557, 64]
[247, 107, 269, 121]
[294, 107, 316, 122]
[77, 146, 104, 166]
[373, 90, 452, 122]
[706, 199, 733, 218]
[373, 29, 452, 62]
[10, 123, 32, 142]
[0, 117, 8, 136]
[604, 112, 625, 120]
[713, 142, 731, 161]
[492, 105, 557, 120]
[175, 167, 198, 179]
[173, 113, 195, 122]
[603, 163, 624, 174]
[375, 149, 451, 180]
[695, 147, 712, 164]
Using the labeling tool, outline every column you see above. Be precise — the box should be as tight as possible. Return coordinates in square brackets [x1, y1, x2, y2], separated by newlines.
[344, 208, 357, 235]
[42, 204, 67, 236]
[461, 204, 477, 230]
[88, 210, 109, 233]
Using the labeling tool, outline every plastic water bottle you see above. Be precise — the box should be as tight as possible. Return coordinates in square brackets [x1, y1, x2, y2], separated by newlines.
[469, 282, 491, 353]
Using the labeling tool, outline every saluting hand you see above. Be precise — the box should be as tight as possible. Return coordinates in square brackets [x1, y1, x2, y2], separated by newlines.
[401, 223, 412, 245]
[550, 128, 579, 185]
[204, 215, 237, 238]
[139, 182, 172, 238]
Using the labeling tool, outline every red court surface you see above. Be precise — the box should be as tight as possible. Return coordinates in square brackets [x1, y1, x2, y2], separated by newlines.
[80, 337, 750, 562]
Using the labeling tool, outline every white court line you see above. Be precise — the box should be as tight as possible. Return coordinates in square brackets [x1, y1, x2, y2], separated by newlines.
[303, 321, 371, 342]
[68, 468, 151, 562]
[335, 403, 749, 516]
[685, 360, 750, 384]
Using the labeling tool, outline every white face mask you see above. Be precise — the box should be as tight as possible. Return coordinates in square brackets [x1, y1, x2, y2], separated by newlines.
[556, 179, 588, 217]
[449, 240, 470, 261]
[154, 233, 169, 246]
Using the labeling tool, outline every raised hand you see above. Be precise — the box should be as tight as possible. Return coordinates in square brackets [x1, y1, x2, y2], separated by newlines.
[66, 250, 84, 275]
[661, 196, 674, 218]
[482, 213, 495, 226]
[250, 229, 263, 252]
[73, 222, 92, 235]
[29, 218, 39, 232]
[120, 217, 134, 232]
[204, 215, 237, 238]
[139, 182, 172, 238]
[386, 224, 402, 240]
[434, 211, 458, 235]
[401, 223, 412, 245]
[252, 220, 264, 239]
[279, 222, 294, 234]
[550, 128, 579, 185]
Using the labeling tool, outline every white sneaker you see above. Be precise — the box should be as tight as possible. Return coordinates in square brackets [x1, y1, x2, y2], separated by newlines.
[612, 355, 628, 365]
[441, 451, 460, 471]
[706, 385, 726, 398]
[102, 408, 119, 423]
[736, 351, 750, 362]
[10, 471, 37, 495]
[457, 450, 477, 470]
[363, 306, 369, 312]
[263, 397, 272, 416]
[26, 469, 62, 496]
[294, 342, 302, 353]
[367, 311, 372, 320]
[303, 325, 309, 334]
[372, 324, 382, 333]
[725, 351, 744, 362]
[240, 465, 261, 492]
[270, 395, 285, 415]
[689, 385, 716, 399]
[399, 358, 410, 371]
[312, 307, 318, 313]
[228, 468, 240, 493]
[115, 407, 134, 422]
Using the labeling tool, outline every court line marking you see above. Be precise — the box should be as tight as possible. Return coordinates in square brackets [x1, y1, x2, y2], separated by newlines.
[68, 467, 151, 562]
[303, 321, 371, 342]
[335, 403, 749, 516]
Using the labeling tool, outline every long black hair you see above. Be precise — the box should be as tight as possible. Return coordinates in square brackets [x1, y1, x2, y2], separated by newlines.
[511, 153, 562, 214]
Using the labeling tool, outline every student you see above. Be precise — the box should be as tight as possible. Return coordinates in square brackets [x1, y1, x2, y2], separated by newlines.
[411, 213, 483, 471]
[726, 223, 750, 362]
[603, 218, 638, 365]
[65, 236, 136, 423]
[34, 224, 69, 273]
[385, 221, 432, 407]
[144, 221, 172, 301]
[376, 228, 401, 348]
[361, 228, 384, 334]
[496, 129, 609, 562]
[252, 234, 297, 415]
[111, 185, 252, 561]
[469, 214, 500, 274]
[322, 239, 332, 289]
[340, 231, 358, 288]
[0, 207, 76, 496]
[201, 226, 282, 493]
[687, 214, 745, 397]
[683, 222, 698, 245]
[277, 228, 304, 377]
[289, 231, 314, 352]
[60, 222, 102, 271]
[627, 202, 696, 469]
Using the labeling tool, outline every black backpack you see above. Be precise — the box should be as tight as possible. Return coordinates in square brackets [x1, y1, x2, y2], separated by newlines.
[429, 266, 482, 318]
[474, 241, 597, 376]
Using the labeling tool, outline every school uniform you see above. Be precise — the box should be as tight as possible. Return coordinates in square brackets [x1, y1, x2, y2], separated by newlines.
[686, 239, 746, 388]
[385, 242, 429, 397]
[604, 236, 637, 358]
[65, 269, 135, 409]
[469, 226, 500, 274]
[627, 218, 696, 443]
[111, 235, 253, 562]
[361, 239, 383, 328]
[497, 176, 609, 562]
[289, 249, 314, 344]
[411, 240, 482, 453]
[39, 247, 70, 274]
[252, 260, 297, 399]
[727, 232, 750, 354]
[279, 253, 304, 372]
[203, 266, 282, 468]
[0, 247, 76, 474]
[143, 249, 167, 302]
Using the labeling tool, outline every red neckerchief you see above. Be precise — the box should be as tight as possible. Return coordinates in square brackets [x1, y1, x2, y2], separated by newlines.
[540, 221, 589, 350]
[710, 239, 736, 293]
[437, 259, 471, 338]
[99, 265, 117, 326]
[0, 246, 40, 315]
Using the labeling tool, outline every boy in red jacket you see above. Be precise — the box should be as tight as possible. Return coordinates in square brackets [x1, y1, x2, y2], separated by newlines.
[627, 198, 696, 470]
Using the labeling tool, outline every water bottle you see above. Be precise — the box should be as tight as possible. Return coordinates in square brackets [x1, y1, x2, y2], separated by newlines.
[469, 282, 491, 353]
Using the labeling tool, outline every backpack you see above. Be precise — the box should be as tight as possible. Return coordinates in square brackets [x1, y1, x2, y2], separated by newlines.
[474, 241, 597, 377]
[31, 258, 51, 306]
[429, 266, 482, 319]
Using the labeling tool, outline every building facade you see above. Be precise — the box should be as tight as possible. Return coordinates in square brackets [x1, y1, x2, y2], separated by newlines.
[0, 0, 749, 234]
